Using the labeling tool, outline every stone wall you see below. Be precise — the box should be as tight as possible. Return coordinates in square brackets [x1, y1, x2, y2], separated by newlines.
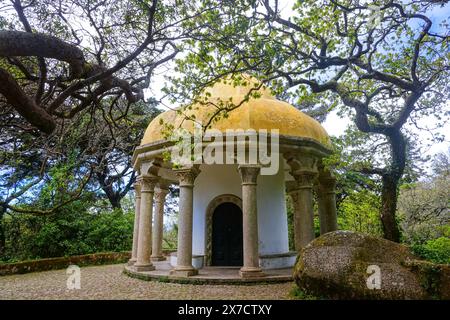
[0, 252, 132, 276]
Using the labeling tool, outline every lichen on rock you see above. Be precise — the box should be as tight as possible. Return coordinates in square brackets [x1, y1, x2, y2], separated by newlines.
[293, 230, 450, 299]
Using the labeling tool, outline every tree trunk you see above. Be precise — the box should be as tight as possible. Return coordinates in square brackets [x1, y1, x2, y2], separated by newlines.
[380, 174, 401, 242]
[0, 68, 56, 133]
[378, 129, 406, 243]
[101, 184, 122, 209]
[95, 169, 123, 210]
[107, 194, 122, 210]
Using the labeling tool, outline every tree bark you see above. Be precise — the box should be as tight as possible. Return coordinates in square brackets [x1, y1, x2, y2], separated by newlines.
[107, 193, 122, 210]
[380, 174, 401, 242]
[0, 68, 56, 133]
[95, 170, 122, 209]
[0, 31, 85, 76]
[379, 130, 406, 243]
[0, 31, 144, 133]
[97, 179, 123, 210]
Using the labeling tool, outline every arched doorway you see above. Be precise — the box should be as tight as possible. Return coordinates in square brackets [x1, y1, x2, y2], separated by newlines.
[205, 194, 242, 266]
[211, 202, 243, 266]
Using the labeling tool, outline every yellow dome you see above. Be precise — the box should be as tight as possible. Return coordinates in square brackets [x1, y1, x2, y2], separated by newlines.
[141, 75, 330, 146]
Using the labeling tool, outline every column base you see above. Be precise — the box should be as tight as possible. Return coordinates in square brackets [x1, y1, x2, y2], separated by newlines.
[127, 258, 137, 266]
[134, 263, 155, 272]
[170, 266, 198, 277]
[151, 255, 166, 262]
[239, 267, 264, 278]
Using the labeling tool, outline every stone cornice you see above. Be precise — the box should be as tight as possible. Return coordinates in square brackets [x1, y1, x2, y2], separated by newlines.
[133, 134, 333, 171]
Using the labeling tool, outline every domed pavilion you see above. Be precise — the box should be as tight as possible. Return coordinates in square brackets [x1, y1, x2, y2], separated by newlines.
[127, 75, 338, 280]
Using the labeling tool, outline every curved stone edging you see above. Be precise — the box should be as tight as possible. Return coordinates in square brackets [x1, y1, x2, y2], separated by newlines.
[123, 266, 293, 286]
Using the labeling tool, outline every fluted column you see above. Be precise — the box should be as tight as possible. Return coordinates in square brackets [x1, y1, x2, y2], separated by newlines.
[128, 180, 142, 265]
[171, 166, 200, 277]
[238, 165, 264, 278]
[151, 181, 170, 261]
[317, 171, 338, 234]
[134, 175, 158, 271]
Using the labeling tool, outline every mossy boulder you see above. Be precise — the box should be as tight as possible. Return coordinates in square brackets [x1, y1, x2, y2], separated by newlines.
[294, 230, 450, 299]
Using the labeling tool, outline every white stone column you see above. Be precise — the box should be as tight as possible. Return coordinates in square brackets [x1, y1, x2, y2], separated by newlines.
[134, 175, 158, 271]
[151, 181, 170, 261]
[171, 166, 200, 277]
[128, 180, 141, 265]
[238, 165, 264, 278]
[292, 172, 317, 248]
[287, 153, 318, 249]
[317, 170, 338, 234]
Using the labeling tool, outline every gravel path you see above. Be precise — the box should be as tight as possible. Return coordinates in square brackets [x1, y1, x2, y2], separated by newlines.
[0, 264, 294, 300]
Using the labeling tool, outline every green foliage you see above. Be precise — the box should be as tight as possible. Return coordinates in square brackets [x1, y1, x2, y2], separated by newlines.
[411, 234, 450, 264]
[398, 151, 450, 258]
[162, 222, 178, 250]
[168, 0, 450, 244]
[338, 189, 383, 237]
[290, 285, 319, 300]
[1, 201, 133, 262]
[286, 195, 295, 251]
[398, 178, 450, 244]
[84, 209, 134, 253]
[326, 135, 384, 237]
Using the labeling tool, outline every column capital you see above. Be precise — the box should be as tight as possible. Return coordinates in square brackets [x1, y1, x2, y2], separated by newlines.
[154, 181, 170, 203]
[292, 171, 317, 189]
[238, 165, 261, 185]
[140, 175, 159, 193]
[155, 187, 170, 198]
[174, 166, 200, 187]
[318, 170, 337, 192]
[286, 153, 319, 174]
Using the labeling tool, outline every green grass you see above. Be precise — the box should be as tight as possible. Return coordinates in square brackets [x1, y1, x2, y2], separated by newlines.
[289, 284, 320, 300]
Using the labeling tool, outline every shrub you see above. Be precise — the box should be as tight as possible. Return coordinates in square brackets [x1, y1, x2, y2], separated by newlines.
[84, 209, 134, 253]
[412, 237, 450, 264]
[290, 285, 319, 300]
[337, 189, 383, 237]
[1, 202, 133, 262]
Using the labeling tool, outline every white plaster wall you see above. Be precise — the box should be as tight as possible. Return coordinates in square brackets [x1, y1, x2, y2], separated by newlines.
[192, 159, 289, 257]
[257, 158, 289, 255]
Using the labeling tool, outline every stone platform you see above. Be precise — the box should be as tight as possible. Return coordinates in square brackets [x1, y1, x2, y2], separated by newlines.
[124, 260, 293, 285]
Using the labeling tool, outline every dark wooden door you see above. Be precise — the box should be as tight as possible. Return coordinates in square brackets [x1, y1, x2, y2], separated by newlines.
[211, 202, 243, 266]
